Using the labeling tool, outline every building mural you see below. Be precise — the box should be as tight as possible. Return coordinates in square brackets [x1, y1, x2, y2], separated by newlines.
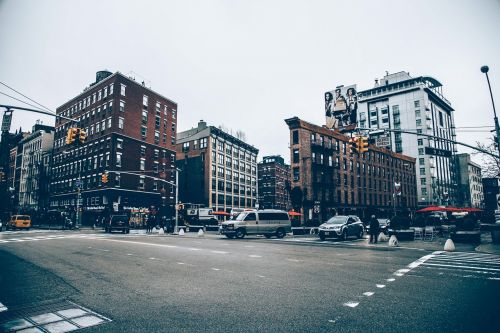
[325, 84, 358, 130]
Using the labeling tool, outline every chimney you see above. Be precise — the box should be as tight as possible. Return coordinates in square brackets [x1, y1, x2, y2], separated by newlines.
[198, 120, 207, 130]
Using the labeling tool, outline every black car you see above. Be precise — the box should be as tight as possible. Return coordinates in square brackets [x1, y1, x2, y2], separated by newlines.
[318, 215, 364, 241]
[105, 215, 130, 233]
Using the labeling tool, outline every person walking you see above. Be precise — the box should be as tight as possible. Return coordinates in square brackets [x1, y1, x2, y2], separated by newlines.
[369, 215, 380, 244]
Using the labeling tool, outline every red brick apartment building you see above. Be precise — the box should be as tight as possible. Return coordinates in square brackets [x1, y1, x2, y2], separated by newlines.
[285, 117, 417, 223]
[50, 71, 177, 225]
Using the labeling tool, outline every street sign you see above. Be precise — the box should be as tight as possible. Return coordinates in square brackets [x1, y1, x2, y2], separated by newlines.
[1, 111, 12, 132]
[375, 136, 391, 147]
[75, 179, 82, 188]
[425, 147, 452, 157]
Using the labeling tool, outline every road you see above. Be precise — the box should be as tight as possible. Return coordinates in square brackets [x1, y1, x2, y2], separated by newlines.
[1, 229, 499, 333]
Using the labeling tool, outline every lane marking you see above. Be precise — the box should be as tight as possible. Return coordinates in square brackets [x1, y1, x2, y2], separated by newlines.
[249, 255, 262, 258]
[211, 268, 220, 271]
[376, 284, 385, 288]
[211, 250, 228, 254]
[421, 263, 500, 272]
[343, 302, 359, 308]
[386, 278, 396, 282]
[0, 302, 7, 312]
[257, 275, 266, 278]
[363, 292, 374, 296]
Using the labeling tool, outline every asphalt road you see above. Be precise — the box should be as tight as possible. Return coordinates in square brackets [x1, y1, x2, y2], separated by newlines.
[1, 229, 499, 333]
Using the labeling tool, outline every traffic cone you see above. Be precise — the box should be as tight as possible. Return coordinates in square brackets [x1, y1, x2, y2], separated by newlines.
[197, 229, 204, 237]
[444, 238, 455, 252]
[179, 228, 185, 236]
[388, 235, 399, 247]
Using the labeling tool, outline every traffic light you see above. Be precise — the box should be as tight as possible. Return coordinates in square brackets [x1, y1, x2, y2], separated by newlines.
[101, 172, 108, 183]
[79, 129, 87, 144]
[66, 128, 76, 145]
[359, 136, 369, 153]
[348, 136, 359, 154]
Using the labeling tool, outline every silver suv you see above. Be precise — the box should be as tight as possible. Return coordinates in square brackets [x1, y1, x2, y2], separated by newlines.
[219, 209, 291, 239]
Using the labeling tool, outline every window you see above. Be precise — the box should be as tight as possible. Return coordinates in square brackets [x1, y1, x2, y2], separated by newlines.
[392, 105, 400, 115]
[418, 148, 424, 155]
[200, 138, 207, 149]
[116, 153, 122, 167]
[103, 87, 108, 98]
[109, 84, 114, 95]
[416, 119, 422, 126]
[293, 167, 300, 181]
[116, 139, 123, 149]
[141, 146, 146, 156]
[141, 126, 147, 139]
[98, 90, 102, 101]
[420, 178, 427, 185]
[293, 149, 299, 163]
[115, 173, 120, 186]
[419, 158, 425, 165]
[420, 168, 425, 175]
[415, 109, 421, 118]
[154, 130, 160, 144]
[143, 95, 148, 107]
[120, 84, 126, 96]
[118, 117, 124, 129]
[292, 131, 299, 144]
[139, 177, 145, 190]
[182, 142, 189, 152]
[92, 93, 96, 103]
[414, 100, 420, 108]
[142, 110, 148, 123]
[422, 188, 427, 195]
[119, 100, 125, 112]
[381, 107, 388, 115]
[140, 158, 145, 171]
[418, 139, 423, 146]
[107, 117, 112, 129]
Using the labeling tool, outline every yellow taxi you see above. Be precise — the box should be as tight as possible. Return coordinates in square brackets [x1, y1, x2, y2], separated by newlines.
[7, 215, 31, 230]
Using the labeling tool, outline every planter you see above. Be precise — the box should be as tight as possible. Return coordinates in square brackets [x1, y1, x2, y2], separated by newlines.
[450, 230, 481, 244]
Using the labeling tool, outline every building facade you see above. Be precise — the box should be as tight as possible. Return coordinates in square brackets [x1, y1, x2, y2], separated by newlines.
[332, 71, 457, 207]
[258, 155, 291, 211]
[482, 177, 498, 222]
[285, 117, 417, 223]
[455, 153, 484, 208]
[18, 124, 54, 212]
[50, 71, 177, 225]
[176, 120, 258, 212]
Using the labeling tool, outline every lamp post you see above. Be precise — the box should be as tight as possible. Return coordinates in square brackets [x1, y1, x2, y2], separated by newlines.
[480, 65, 500, 158]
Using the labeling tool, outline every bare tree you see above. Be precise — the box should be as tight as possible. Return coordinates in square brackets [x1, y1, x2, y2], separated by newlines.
[235, 130, 246, 142]
[474, 138, 500, 177]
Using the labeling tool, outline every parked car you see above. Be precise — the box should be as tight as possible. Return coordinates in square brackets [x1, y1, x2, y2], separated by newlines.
[0, 219, 3, 232]
[219, 209, 291, 239]
[105, 215, 130, 233]
[365, 218, 390, 235]
[6, 215, 32, 230]
[318, 215, 364, 241]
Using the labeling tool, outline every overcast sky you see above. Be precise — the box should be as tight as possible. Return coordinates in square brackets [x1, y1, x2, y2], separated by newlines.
[1, 0, 499, 164]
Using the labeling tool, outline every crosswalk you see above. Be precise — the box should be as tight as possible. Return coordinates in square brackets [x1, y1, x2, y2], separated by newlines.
[0, 233, 108, 244]
[415, 251, 500, 281]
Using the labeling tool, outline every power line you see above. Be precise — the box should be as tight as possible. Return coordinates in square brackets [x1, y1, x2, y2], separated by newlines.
[0, 91, 49, 113]
[0, 81, 54, 113]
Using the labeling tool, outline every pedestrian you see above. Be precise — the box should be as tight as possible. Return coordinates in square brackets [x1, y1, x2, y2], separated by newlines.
[147, 215, 154, 234]
[369, 215, 380, 244]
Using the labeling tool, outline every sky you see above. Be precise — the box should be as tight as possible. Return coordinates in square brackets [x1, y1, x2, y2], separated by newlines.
[1, 0, 500, 165]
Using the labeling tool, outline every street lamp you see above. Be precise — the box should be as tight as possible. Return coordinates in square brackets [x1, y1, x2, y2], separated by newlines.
[480, 65, 500, 158]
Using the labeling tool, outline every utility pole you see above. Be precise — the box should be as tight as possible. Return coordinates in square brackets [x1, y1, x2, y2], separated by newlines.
[480, 66, 500, 158]
[175, 168, 179, 234]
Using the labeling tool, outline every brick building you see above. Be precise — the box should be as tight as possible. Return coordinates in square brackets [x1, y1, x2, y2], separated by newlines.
[176, 120, 259, 212]
[285, 117, 417, 223]
[50, 71, 177, 225]
[257, 155, 291, 211]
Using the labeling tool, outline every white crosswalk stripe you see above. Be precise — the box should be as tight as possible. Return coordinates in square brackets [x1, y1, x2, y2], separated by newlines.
[0, 234, 109, 244]
[417, 252, 500, 280]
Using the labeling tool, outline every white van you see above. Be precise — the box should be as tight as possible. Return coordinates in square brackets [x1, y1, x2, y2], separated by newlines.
[219, 209, 291, 239]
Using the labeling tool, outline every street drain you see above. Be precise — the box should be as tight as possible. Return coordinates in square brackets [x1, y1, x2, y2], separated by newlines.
[0, 299, 111, 333]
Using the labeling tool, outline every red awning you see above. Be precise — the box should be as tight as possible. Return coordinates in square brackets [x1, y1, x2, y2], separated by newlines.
[458, 207, 483, 213]
[288, 211, 303, 217]
[416, 206, 461, 213]
[211, 211, 231, 216]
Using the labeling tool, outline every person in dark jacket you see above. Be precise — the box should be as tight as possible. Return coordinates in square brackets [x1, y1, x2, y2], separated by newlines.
[369, 215, 380, 244]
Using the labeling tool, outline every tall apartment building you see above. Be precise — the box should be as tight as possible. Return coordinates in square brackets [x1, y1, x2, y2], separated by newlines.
[176, 120, 258, 212]
[285, 117, 417, 222]
[455, 153, 483, 208]
[18, 124, 54, 212]
[354, 71, 457, 207]
[257, 155, 291, 211]
[50, 71, 177, 225]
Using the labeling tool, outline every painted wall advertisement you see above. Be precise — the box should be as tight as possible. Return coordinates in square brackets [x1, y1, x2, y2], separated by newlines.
[324, 84, 358, 131]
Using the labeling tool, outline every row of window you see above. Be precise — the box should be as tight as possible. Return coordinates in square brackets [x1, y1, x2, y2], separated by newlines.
[59, 83, 116, 119]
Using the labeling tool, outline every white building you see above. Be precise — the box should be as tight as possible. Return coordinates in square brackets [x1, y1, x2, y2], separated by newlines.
[18, 124, 54, 211]
[356, 71, 457, 207]
[455, 153, 484, 208]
